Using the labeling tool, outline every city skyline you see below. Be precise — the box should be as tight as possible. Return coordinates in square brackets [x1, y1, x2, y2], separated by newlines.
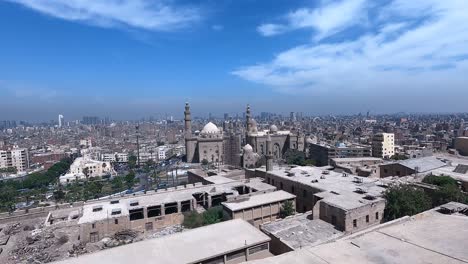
[1, 0, 468, 120]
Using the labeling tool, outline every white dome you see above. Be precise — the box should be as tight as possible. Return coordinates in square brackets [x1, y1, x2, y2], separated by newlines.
[243, 144, 253, 152]
[270, 125, 278, 133]
[201, 122, 219, 134]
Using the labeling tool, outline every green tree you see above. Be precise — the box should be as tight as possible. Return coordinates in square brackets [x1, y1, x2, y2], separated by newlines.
[280, 200, 295, 218]
[201, 159, 209, 166]
[111, 177, 124, 192]
[383, 185, 432, 221]
[124, 172, 136, 189]
[202, 206, 224, 225]
[128, 155, 138, 169]
[183, 211, 204, 229]
[422, 175, 457, 187]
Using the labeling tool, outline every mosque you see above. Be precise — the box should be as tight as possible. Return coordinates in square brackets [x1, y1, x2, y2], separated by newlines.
[184, 103, 308, 169]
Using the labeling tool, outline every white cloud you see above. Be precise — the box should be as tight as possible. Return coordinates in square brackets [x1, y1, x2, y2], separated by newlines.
[8, 0, 201, 31]
[235, 1, 468, 95]
[257, 0, 368, 40]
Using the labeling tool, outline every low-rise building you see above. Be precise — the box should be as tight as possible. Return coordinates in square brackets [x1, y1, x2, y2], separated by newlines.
[309, 142, 371, 166]
[455, 137, 468, 156]
[330, 157, 383, 177]
[222, 190, 296, 228]
[59, 219, 272, 264]
[246, 203, 468, 264]
[379, 156, 446, 178]
[60, 157, 115, 183]
[248, 166, 386, 234]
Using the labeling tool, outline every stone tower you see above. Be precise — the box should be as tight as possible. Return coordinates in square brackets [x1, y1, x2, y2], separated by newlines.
[266, 133, 273, 171]
[184, 102, 196, 163]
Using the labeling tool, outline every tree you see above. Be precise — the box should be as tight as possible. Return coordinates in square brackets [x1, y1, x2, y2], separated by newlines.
[280, 200, 295, 218]
[423, 175, 468, 206]
[201, 159, 209, 166]
[82, 167, 90, 182]
[182, 206, 224, 229]
[383, 185, 432, 221]
[111, 177, 124, 192]
[128, 155, 138, 169]
[422, 175, 457, 187]
[183, 211, 204, 229]
[125, 172, 136, 189]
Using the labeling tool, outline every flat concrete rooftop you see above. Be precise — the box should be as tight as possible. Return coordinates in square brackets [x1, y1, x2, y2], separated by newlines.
[261, 212, 343, 250]
[79, 177, 273, 224]
[245, 203, 468, 264]
[58, 219, 271, 264]
[222, 190, 295, 212]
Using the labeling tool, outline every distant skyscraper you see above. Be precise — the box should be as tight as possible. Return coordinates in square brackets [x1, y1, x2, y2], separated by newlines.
[290, 112, 296, 122]
[224, 113, 229, 120]
[58, 114, 64, 128]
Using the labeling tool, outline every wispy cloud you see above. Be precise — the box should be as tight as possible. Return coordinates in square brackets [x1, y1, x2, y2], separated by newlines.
[235, 0, 468, 95]
[7, 0, 201, 31]
[257, 0, 368, 40]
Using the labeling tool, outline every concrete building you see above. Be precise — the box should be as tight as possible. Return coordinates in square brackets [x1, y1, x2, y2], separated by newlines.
[372, 133, 395, 159]
[246, 203, 468, 264]
[73, 177, 277, 242]
[60, 157, 115, 183]
[222, 190, 296, 228]
[0, 148, 30, 172]
[309, 142, 371, 166]
[455, 137, 468, 156]
[59, 219, 272, 264]
[247, 166, 386, 233]
[379, 156, 446, 178]
[260, 212, 343, 255]
[330, 157, 383, 177]
[58, 114, 64, 128]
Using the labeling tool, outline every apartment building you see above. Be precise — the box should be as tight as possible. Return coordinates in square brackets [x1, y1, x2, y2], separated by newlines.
[372, 133, 395, 159]
[309, 142, 371, 166]
[0, 148, 30, 172]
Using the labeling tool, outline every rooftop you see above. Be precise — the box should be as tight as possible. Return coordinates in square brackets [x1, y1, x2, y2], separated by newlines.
[222, 190, 295, 212]
[245, 203, 468, 264]
[261, 212, 343, 250]
[58, 219, 271, 264]
[393, 156, 447, 172]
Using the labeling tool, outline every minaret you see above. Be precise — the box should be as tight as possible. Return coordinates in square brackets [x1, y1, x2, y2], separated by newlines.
[184, 102, 195, 162]
[266, 133, 273, 171]
[246, 104, 251, 144]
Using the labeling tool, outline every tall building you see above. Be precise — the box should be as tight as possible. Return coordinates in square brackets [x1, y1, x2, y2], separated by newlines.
[0, 148, 29, 172]
[372, 133, 395, 159]
[58, 114, 64, 128]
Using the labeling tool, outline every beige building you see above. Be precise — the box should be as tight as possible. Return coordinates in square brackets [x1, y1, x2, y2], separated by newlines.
[0, 148, 29, 172]
[60, 157, 115, 183]
[59, 219, 272, 264]
[455, 137, 468, 156]
[222, 190, 296, 228]
[247, 166, 386, 234]
[73, 176, 276, 243]
[372, 133, 395, 159]
[184, 103, 242, 166]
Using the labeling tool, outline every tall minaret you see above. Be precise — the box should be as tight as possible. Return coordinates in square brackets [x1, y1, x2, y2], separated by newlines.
[246, 104, 251, 144]
[266, 133, 273, 171]
[184, 102, 195, 162]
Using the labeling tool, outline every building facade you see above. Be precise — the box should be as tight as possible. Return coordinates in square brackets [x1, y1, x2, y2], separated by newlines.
[372, 133, 395, 159]
[0, 148, 30, 172]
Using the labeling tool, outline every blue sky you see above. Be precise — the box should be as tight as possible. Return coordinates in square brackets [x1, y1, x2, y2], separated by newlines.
[1, 0, 468, 121]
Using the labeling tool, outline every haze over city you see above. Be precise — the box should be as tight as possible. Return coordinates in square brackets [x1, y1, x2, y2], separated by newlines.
[1, 0, 468, 121]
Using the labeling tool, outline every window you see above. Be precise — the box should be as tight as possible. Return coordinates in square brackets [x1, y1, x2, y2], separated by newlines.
[89, 232, 99, 243]
[376, 212, 379, 220]
[114, 219, 118, 225]
[366, 215, 369, 223]
[272, 179, 275, 186]
[110, 200, 119, 204]
[147, 205, 162, 218]
[226, 249, 246, 261]
[129, 208, 144, 221]
[130, 201, 139, 206]
[164, 202, 178, 215]
[353, 219, 357, 228]
[111, 209, 121, 215]
[181, 200, 191, 212]
[384, 169, 388, 174]
[92, 206, 103, 212]
[303, 190, 307, 198]
[91, 223, 95, 229]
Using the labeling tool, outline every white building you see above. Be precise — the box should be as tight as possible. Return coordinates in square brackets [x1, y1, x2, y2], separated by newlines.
[157, 146, 174, 161]
[372, 133, 395, 159]
[0, 148, 30, 172]
[101, 152, 129, 163]
[60, 157, 115, 183]
[58, 114, 64, 128]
